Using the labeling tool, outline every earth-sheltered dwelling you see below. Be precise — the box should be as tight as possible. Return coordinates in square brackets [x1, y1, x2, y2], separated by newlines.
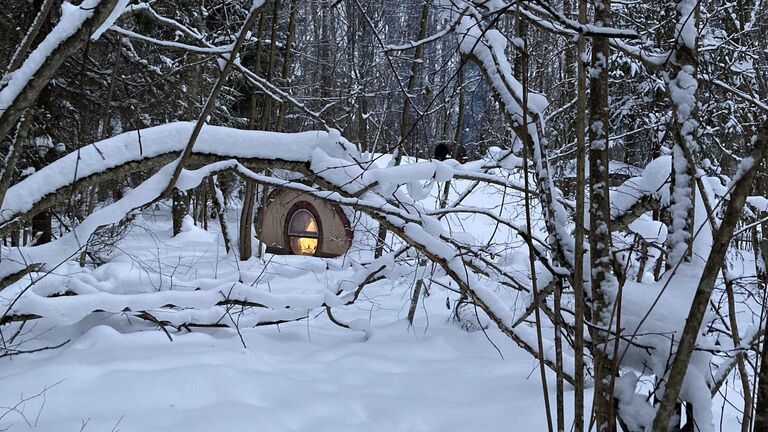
[256, 188, 353, 258]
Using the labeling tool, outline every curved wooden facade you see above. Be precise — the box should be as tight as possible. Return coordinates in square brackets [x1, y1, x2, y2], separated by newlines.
[257, 188, 353, 258]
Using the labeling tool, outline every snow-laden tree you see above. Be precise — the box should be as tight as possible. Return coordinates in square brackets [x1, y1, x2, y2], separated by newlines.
[0, 0, 767, 431]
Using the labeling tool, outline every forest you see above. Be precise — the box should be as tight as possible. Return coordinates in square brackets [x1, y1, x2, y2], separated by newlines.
[0, 0, 766, 431]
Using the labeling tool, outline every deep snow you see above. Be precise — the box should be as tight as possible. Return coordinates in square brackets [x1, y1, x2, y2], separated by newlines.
[0, 163, 755, 432]
[0, 204, 576, 432]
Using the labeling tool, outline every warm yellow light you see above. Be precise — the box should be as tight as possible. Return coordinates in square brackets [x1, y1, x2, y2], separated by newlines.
[288, 209, 319, 256]
[293, 236, 318, 255]
[304, 216, 318, 233]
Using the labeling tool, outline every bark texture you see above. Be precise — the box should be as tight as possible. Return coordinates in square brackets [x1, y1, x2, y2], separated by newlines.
[587, 0, 618, 429]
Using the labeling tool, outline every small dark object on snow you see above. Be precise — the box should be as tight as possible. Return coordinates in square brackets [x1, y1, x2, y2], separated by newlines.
[434, 143, 450, 161]
[455, 145, 468, 163]
[434, 143, 469, 163]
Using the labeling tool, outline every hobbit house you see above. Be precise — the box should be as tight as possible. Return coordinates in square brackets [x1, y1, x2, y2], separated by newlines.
[257, 188, 353, 258]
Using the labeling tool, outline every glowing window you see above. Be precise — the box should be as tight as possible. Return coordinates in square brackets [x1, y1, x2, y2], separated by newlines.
[288, 209, 319, 256]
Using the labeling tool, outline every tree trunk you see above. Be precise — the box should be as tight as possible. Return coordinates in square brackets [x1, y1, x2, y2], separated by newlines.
[755, 237, 768, 432]
[572, 0, 588, 429]
[439, 62, 465, 209]
[519, 16, 554, 432]
[238, 9, 267, 261]
[319, 0, 335, 123]
[406, 278, 424, 324]
[99, 40, 122, 140]
[172, 188, 187, 236]
[665, 0, 700, 267]
[757, 319, 768, 431]
[587, 0, 618, 429]
[209, 176, 232, 254]
[239, 182, 256, 259]
[275, 0, 297, 132]
[0, 113, 31, 209]
[253, 0, 282, 259]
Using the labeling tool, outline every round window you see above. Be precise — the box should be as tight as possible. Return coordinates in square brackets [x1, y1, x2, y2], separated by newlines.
[287, 208, 319, 256]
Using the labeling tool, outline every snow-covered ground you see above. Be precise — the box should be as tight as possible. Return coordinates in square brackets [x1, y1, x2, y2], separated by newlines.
[0, 315, 576, 431]
[0, 203, 561, 432]
[0, 183, 751, 431]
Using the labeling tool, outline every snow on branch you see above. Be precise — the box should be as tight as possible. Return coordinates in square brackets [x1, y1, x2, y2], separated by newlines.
[0, 123, 574, 382]
[0, 123, 352, 229]
[609, 156, 672, 225]
[447, 2, 575, 272]
[90, 0, 132, 40]
[110, 26, 233, 53]
[452, 6, 547, 136]
[521, 0, 638, 39]
[0, 0, 120, 142]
